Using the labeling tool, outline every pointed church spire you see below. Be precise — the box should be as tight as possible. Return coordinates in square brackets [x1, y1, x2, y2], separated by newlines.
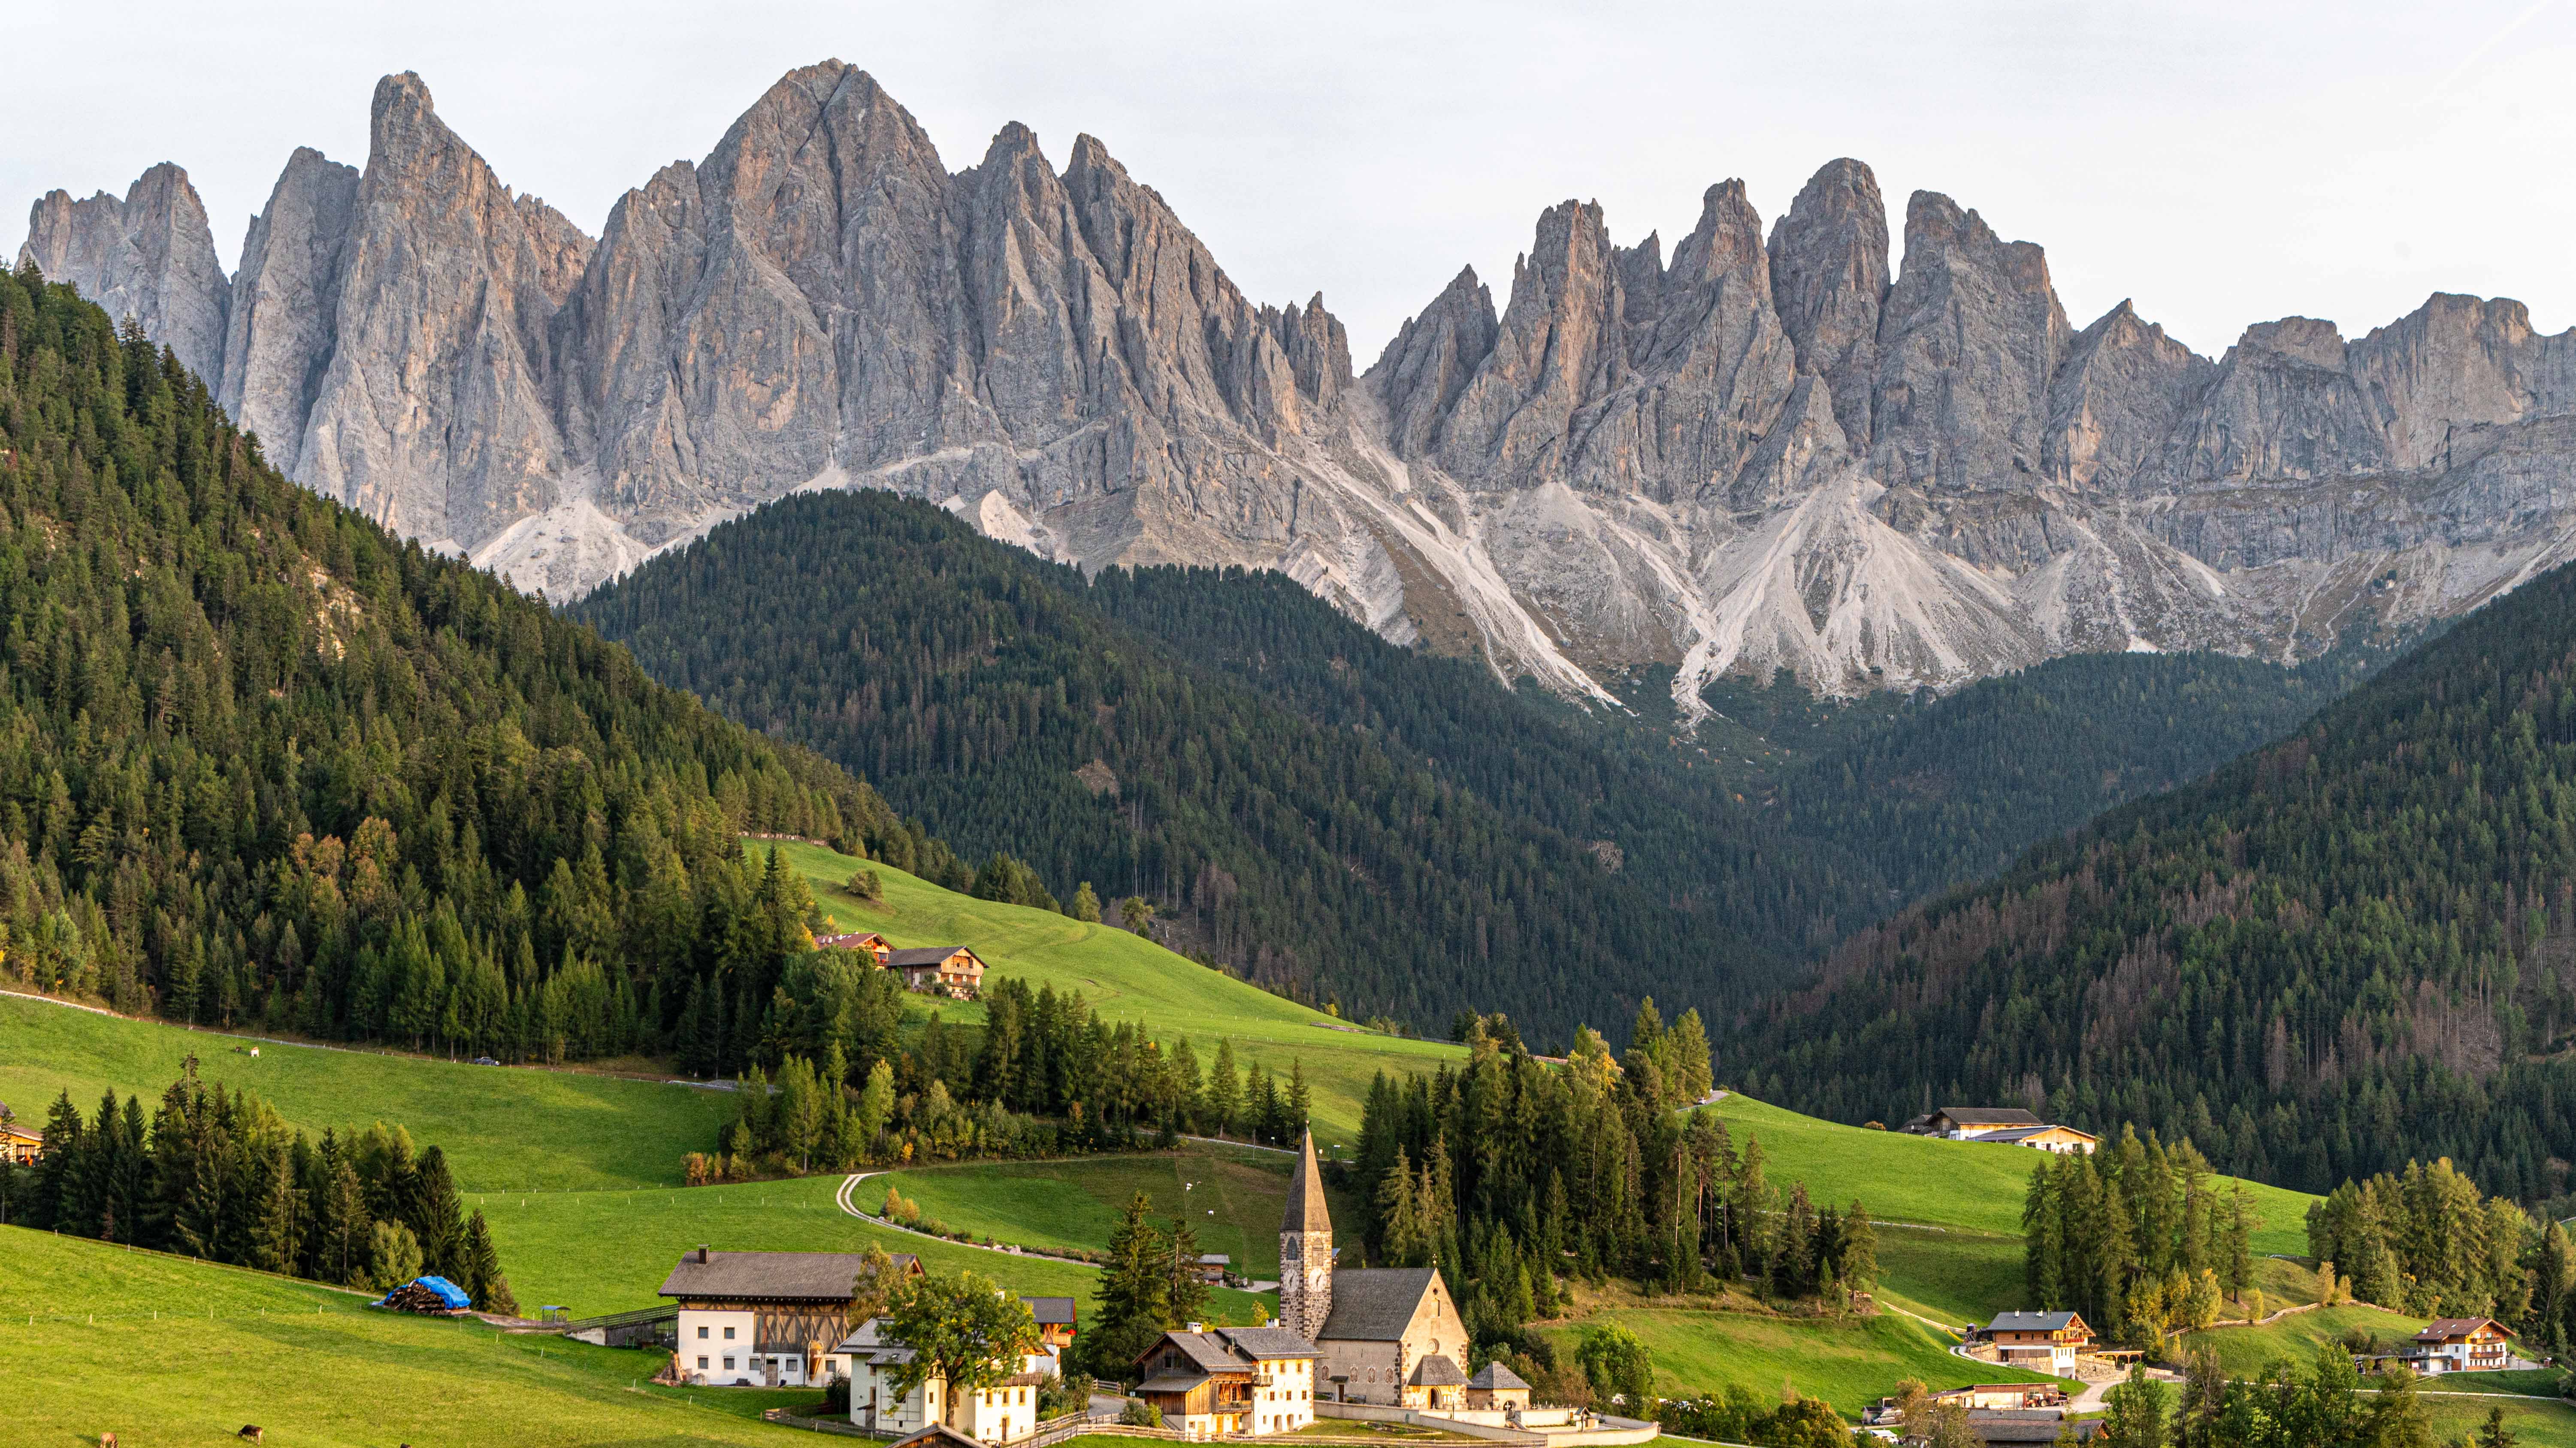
[1284, 1128, 1330, 1234]
[1279, 1128, 1334, 1342]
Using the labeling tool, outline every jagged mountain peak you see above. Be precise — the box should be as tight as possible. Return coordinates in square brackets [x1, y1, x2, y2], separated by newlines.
[35, 73, 2576, 704]
[19, 160, 230, 384]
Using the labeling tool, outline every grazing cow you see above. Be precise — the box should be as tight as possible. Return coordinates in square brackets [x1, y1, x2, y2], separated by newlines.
[237, 1428, 263, 1444]
[99, 1434, 117, 1448]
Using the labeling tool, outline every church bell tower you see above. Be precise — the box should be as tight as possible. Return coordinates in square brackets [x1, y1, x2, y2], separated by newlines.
[1279, 1129, 1333, 1342]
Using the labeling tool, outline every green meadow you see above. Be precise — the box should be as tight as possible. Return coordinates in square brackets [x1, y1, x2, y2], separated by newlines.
[478, 1173, 1263, 1321]
[1698, 1094, 2316, 1258]
[0, 992, 732, 1191]
[0, 1224, 808, 1446]
[870, 1139, 1367, 1284]
[1542, 1307, 2066, 1416]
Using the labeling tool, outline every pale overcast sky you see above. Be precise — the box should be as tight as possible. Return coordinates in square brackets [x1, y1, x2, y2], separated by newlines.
[6, 0, 2572, 363]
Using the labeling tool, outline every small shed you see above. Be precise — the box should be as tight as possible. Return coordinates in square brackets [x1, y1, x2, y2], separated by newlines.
[1466, 1360, 1530, 1409]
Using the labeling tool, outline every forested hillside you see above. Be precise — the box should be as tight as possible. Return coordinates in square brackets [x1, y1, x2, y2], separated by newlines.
[578, 486, 2383, 1045]
[1740, 551, 2576, 1199]
[1747, 645, 2386, 909]
[0, 264, 930, 1060]
[574, 491, 1841, 1042]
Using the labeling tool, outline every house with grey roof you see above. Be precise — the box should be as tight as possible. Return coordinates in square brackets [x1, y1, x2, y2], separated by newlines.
[1134, 1325, 1324, 1436]
[659, 1245, 920, 1388]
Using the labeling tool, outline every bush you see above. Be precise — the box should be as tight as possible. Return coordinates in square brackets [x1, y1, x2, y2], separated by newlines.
[822, 1377, 852, 1414]
[847, 869, 883, 903]
[1039, 1371, 1095, 1420]
[1121, 1401, 1163, 1428]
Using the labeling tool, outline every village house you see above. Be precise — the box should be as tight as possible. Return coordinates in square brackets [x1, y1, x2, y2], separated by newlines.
[1134, 1326, 1322, 1437]
[887, 946, 988, 999]
[658, 1245, 920, 1388]
[1, 1114, 42, 1165]
[1971, 1311, 2092, 1374]
[1192, 1254, 1233, 1285]
[814, 931, 891, 963]
[1025, 1296, 1079, 1353]
[839, 1312, 1055, 1441]
[2411, 1318, 2517, 1373]
[1901, 1108, 2097, 1155]
[1277, 1131, 1475, 1409]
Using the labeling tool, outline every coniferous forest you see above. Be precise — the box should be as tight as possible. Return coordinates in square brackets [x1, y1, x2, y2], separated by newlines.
[574, 488, 2370, 1046]
[573, 489, 1825, 1041]
[1741, 536, 2576, 1201]
[0, 264, 935, 1061]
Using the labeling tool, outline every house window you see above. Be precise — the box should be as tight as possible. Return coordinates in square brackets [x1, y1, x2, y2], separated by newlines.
[724, 1357, 736, 1369]
[724, 1326, 736, 1339]
[698, 1326, 710, 1339]
[698, 1356, 709, 1369]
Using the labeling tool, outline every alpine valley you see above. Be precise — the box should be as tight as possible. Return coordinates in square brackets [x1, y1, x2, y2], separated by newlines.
[27, 62, 2576, 714]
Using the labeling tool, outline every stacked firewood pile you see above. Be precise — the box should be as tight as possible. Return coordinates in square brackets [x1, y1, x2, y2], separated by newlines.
[378, 1282, 466, 1315]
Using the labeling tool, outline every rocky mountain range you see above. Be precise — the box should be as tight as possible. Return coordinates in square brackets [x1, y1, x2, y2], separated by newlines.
[26, 63, 2576, 707]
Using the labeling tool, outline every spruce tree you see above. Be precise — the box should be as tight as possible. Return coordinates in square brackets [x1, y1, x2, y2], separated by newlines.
[411, 1146, 468, 1280]
[463, 1209, 517, 1314]
[1164, 1213, 1210, 1327]
[1206, 1040, 1241, 1137]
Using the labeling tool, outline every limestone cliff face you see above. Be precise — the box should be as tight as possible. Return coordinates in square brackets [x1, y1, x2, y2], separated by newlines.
[1766, 158, 1887, 450]
[296, 73, 595, 551]
[21, 163, 230, 384]
[220, 148, 360, 475]
[32, 70, 2576, 705]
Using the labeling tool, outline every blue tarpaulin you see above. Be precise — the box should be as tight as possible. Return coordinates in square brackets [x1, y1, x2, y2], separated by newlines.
[375, 1275, 474, 1310]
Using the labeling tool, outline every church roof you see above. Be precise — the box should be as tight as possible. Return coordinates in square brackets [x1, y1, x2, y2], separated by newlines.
[1284, 1129, 1330, 1235]
[1317, 1267, 1441, 1342]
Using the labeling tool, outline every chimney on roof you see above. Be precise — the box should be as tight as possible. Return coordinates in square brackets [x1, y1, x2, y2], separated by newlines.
[696, 1245, 712, 1263]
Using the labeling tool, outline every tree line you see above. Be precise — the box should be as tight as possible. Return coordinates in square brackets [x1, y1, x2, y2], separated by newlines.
[2306, 1157, 2562, 1349]
[696, 971, 1318, 1179]
[0, 1057, 513, 1310]
[2021, 1128, 2260, 1349]
[1347, 1004, 1875, 1379]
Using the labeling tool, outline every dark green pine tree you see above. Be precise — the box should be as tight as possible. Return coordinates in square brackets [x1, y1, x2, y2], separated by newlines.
[1163, 1213, 1209, 1329]
[462, 1209, 517, 1314]
[1083, 1191, 1171, 1375]
[411, 1146, 468, 1279]
[26, 1090, 84, 1231]
[1287, 1061, 1312, 1135]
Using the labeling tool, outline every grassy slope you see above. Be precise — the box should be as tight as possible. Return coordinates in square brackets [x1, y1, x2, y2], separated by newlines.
[873, 1140, 1369, 1282]
[2186, 1304, 2430, 1377]
[0, 1224, 805, 1446]
[0, 993, 735, 1191]
[1543, 1308, 2065, 1415]
[776, 838, 1466, 1143]
[478, 1173, 1264, 1321]
[1702, 1094, 2316, 1257]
